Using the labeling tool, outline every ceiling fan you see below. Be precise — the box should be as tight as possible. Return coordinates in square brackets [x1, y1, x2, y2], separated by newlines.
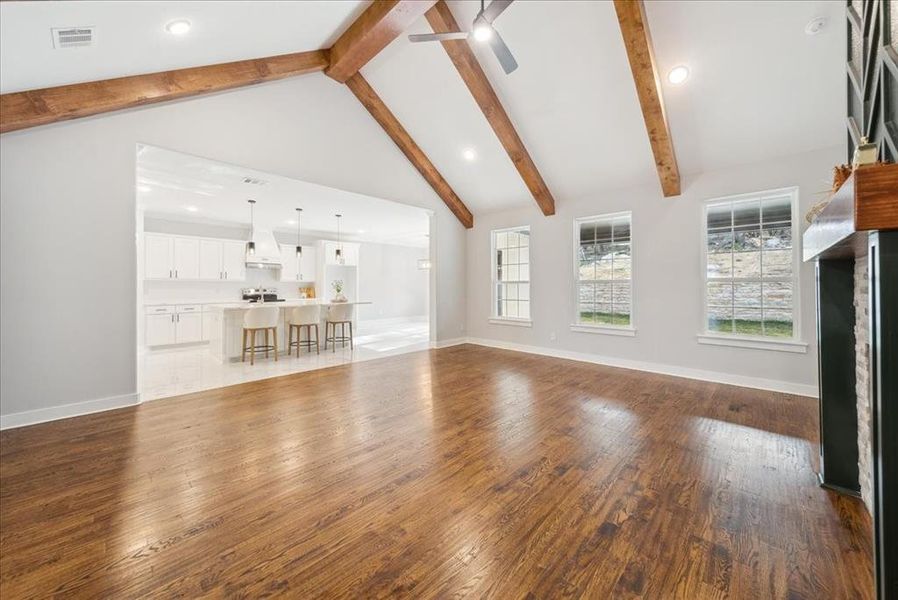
[408, 0, 518, 74]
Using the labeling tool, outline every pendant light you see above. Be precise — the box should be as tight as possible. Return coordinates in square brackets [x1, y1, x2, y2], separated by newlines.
[246, 199, 256, 255]
[335, 213, 344, 264]
[295, 208, 303, 257]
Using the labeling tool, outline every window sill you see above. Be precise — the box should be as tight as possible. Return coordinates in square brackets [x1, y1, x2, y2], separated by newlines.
[489, 317, 532, 328]
[696, 333, 808, 353]
[570, 324, 636, 337]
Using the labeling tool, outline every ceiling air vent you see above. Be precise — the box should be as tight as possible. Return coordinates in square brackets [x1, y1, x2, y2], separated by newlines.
[241, 176, 269, 186]
[51, 26, 96, 49]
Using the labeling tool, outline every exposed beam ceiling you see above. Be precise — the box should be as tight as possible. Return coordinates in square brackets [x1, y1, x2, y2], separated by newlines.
[0, 50, 329, 134]
[613, 0, 680, 197]
[326, 0, 437, 83]
[345, 72, 474, 228]
[425, 1, 556, 216]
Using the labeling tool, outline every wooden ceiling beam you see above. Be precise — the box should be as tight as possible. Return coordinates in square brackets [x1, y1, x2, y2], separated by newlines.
[326, 0, 437, 83]
[0, 50, 329, 134]
[425, 1, 556, 216]
[345, 73, 474, 228]
[613, 0, 681, 197]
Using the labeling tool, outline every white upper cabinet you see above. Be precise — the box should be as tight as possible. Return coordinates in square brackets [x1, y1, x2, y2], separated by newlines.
[172, 238, 200, 280]
[199, 239, 223, 280]
[145, 234, 174, 280]
[280, 244, 317, 281]
[322, 241, 359, 266]
[299, 245, 317, 281]
[279, 244, 299, 282]
[144, 234, 246, 281]
[221, 241, 246, 281]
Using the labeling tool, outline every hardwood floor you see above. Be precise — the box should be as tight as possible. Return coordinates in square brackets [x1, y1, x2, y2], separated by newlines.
[0, 345, 873, 598]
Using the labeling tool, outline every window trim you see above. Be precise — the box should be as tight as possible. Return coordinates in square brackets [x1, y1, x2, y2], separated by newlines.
[490, 225, 532, 325]
[699, 186, 803, 346]
[571, 211, 635, 332]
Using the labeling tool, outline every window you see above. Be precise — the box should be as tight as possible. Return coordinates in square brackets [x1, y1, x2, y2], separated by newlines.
[491, 226, 530, 322]
[574, 212, 632, 328]
[703, 188, 798, 339]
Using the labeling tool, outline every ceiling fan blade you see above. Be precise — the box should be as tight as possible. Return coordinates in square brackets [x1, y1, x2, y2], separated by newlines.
[408, 32, 469, 43]
[482, 0, 514, 23]
[487, 28, 518, 74]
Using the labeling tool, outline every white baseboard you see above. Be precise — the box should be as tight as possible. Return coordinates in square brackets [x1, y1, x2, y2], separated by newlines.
[0, 392, 140, 430]
[463, 337, 818, 397]
[431, 337, 468, 349]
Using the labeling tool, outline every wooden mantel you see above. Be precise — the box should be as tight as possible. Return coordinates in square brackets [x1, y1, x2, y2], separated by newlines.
[803, 164, 898, 261]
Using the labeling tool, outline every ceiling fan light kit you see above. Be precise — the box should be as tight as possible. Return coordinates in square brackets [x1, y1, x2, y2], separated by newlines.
[409, 0, 518, 74]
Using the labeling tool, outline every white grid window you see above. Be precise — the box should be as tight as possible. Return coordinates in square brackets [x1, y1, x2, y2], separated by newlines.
[575, 212, 632, 327]
[703, 188, 798, 338]
[492, 226, 530, 321]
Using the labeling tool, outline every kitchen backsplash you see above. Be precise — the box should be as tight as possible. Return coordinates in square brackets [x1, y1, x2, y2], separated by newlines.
[143, 269, 305, 303]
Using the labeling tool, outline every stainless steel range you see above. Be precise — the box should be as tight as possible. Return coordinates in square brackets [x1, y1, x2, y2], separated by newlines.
[241, 288, 284, 303]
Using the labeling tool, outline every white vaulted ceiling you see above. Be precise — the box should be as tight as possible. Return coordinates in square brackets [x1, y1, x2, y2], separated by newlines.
[0, 0, 846, 215]
[0, 1, 367, 92]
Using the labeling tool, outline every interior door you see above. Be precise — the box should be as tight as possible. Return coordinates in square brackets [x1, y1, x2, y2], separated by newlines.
[221, 241, 246, 281]
[173, 237, 200, 280]
[198, 240, 223, 280]
[145, 234, 173, 279]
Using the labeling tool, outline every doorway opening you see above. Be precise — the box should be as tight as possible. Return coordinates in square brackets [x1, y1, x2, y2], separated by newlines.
[135, 144, 435, 401]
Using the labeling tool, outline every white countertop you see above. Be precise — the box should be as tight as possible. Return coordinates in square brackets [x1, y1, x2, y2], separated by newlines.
[145, 299, 371, 311]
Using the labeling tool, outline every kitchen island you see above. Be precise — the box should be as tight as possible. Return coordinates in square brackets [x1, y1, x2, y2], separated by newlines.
[207, 300, 371, 362]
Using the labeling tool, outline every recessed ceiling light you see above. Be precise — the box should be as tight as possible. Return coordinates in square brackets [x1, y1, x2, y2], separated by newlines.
[667, 65, 690, 85]
[286, 219, 297, 225]
[183, 205, 199, 212]
[137, 184, 152, 193]
[805, 16, 826, 35]
[462, 148, 477, 161]
[358, 229, 366, 234]
[165, 19, 191, 35]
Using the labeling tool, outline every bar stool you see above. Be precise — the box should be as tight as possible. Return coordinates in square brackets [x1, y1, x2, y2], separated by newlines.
[241, 305, 280, 365]
[288, 305, 320, 356]
[324, 304, 354, 351]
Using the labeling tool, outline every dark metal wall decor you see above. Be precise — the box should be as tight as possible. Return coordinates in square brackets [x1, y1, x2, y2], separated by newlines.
[846, 0, 897, 163]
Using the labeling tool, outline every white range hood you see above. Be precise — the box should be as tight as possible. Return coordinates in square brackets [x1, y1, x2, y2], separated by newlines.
[245, 228, 281, 269]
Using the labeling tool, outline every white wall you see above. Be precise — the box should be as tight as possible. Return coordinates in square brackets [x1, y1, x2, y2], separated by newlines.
[0, 75, 468, 421]
[466, 147, 840, 396]
[357, 242, 429, 321]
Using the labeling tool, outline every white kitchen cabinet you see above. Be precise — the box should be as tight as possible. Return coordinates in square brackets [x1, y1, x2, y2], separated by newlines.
[199, 239, 223, 280]
[279, 244, 299, 282]
[221, 241, 246, 281]
[280, 244, 317, 282]
[322, 241, 359, 266]
[172, 238, 200, 280]
[202, 310, 216, 342]
[146, 313, 176, 346]
[300, 245, 317, 281]
[145, 234, 174, 280]
[144, 234, 245, 281]
[176, 312, 203, 343]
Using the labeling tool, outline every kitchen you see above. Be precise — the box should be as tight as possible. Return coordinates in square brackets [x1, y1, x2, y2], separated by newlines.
[137, 145, 432, 400]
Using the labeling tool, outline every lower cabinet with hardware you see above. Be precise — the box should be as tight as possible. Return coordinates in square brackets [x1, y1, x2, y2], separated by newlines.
[145, 304, 207, 347]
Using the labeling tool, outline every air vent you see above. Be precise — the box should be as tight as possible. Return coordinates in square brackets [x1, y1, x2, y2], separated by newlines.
[52, 26, 96, 49]
[241, 176, 269, 186]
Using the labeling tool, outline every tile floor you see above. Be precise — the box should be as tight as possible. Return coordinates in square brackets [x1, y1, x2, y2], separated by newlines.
[139, 317, 430, 401]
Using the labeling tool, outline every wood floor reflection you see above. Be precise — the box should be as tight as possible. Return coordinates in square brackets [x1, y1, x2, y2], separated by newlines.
[0, 345, 873, 598]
